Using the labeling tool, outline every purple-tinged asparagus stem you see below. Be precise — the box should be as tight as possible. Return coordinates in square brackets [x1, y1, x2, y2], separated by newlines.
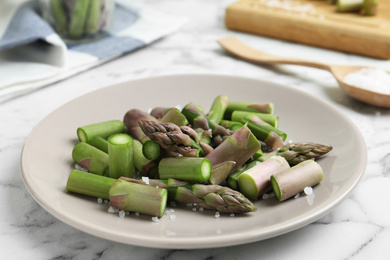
[224, 101, 274, 119]
[205, 125, 261, 174]
[109, 179, 167, 217]
[182, 102, 210, 130]
[271, 159, 324, 202]
[237, 156, 290, 200]
[150, 107, 171, 119]
[231, 111, 279, 128]
[72, 142, 109, 175]
[159, 108, 188, 126]
[209, 161, 236, 185]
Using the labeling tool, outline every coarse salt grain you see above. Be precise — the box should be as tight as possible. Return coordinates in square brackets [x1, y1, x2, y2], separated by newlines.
[119, 210, 126, 218]
[169, 214, 176, 220]
[199, 207, 204, 212]
[97, 198, 103, 204]
[135, 212, 140, 216]
[304, 186, 313, 195]
[108, 206, 115, 213]
[152, 216, 159, 222]
[192, 208, 197, 212]
[215, 212, 220, 218]
[344, 68, 390, 94]
[262, 193, 270, 200]
[230, 213, 235, 217]
[294, 193, 300, 199]
[142, 176, 150, 184]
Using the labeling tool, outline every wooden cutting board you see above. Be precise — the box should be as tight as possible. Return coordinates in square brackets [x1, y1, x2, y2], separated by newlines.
[225, 0, 390, 59]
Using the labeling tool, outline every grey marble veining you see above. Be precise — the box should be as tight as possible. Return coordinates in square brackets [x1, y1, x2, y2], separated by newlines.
[1, 0, 390, 259]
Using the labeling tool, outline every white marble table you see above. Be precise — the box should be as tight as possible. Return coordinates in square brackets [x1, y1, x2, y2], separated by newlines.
[1, 1, 390, 259]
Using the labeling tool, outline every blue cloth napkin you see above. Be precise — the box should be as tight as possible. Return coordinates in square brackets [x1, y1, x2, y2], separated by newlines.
[0, 0, 186, 103]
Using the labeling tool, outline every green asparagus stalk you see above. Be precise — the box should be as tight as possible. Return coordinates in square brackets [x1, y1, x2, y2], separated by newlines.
[66, 169, 115, 199]
[237, 156, 290, 200]
[205, 124, 261, 174]
[159, 108, 189, 126]
[109, 179, 167, 217]
[69, 0, 91, 38]
[271, 160, 324, 202]
[231, 111, 279, 128]
[226, 159, 260, 190]
[158, 157, 212, 182]
[261, 142, 333, 166]
[244, 121, 286, 149]
[360, 0, 378, 15]
[49, 0, 68, 33]
[77, 119, 125, 143]
[224, 101, 274, 119]
[107, 133, 134, 178]
[139, 120, 204, 157]
[85, 0, 101, 34]
[87, 136, 108, 153]
[133, 140, 158, 178]
[221, 120, 243, 132]
[72, 142, 109, 175]
[337, 0, 364, 12]
[207, 95, 229, 125]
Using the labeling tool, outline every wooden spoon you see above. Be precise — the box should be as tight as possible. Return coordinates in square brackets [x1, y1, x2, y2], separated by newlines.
[218, 36, 390, 108]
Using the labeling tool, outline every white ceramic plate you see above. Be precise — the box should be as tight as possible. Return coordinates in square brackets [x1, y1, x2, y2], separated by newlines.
[20, 74, 367, 249]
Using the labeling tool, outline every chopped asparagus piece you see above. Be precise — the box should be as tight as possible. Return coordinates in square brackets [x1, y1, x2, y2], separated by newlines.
[72, 142, 109, 175]
[159, 108, 189, 126]
[109, 179, 167, 217]
[209, 161, 236, 185]
[224, 101, 274, 119]
[271, 160, 324, 202]
[205, 125, 261, 174]
[107, 133, 134, 178]
[237, 156, 290, 200]
[158, 157, 212, 182]
[133, 140, 158, 178]
[66, 169, 115, 200]
[85, 0, 101, 34]
[87, 136, 108, 153]
[77, 119, 125, 143]
[207, 95, 229, 124]
[231, 110, 279, 128]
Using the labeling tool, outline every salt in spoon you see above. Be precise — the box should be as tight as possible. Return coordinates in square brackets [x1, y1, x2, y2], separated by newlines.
[218, 36, 390, 108]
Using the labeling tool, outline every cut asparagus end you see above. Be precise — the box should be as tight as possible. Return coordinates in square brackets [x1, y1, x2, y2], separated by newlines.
[142, 139, 161, 160]
[270, 175, 282, 201]
[237, 173, 258, 200]
[108, 133, 134, 179]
